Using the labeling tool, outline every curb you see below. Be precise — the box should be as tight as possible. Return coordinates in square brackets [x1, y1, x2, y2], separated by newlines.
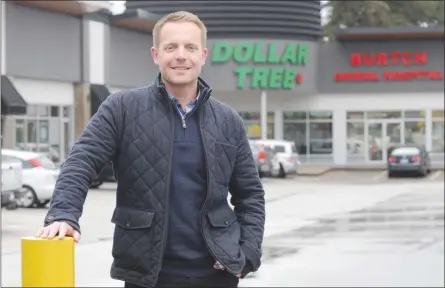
[296, 167, 444, 177]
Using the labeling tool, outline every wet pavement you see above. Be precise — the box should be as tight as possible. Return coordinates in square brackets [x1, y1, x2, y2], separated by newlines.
[243, 182, 444, 287]
[2, 177, 444, 287]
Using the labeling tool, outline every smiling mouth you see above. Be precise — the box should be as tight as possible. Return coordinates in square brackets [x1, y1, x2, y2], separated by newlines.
[171, 67, 191, 70]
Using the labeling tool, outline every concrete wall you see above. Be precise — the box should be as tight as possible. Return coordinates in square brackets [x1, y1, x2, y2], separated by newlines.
[4, 2, 82, 82]
[108, 26, 157, 88]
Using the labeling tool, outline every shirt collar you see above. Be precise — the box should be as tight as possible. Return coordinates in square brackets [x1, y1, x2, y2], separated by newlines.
[168, 88, 200, 105]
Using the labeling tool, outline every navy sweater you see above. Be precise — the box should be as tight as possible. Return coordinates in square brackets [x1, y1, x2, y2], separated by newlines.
[161, 104, 215, 277]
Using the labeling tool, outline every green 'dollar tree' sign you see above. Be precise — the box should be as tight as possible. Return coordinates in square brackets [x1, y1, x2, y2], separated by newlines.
[211, 42, 309, 90]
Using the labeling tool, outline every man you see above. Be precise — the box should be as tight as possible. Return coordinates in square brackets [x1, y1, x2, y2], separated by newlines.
[36, 11, 265, 288]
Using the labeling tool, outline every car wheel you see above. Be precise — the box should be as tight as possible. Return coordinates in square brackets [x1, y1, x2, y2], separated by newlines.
[37, 200, 51, 208]
[278, 164, 286, 178]
[21, 186, 38, 208]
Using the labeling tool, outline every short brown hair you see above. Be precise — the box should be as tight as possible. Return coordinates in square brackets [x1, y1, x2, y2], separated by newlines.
[152, 11, 207, 47]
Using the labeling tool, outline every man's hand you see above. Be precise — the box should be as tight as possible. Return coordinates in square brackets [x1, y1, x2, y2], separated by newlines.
[36, 222, 81, 243]
[213, 261, 241, 278]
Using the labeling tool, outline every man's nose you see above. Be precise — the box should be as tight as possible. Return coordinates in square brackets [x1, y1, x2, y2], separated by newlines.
[175, 47, 186, 60]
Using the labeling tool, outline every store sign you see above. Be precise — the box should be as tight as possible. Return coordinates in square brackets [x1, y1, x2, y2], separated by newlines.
[211, 42, 309, 90]
[334, 51, 443, 82]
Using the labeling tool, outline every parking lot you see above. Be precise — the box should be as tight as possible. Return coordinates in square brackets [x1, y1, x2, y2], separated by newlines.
[2, 171, 444, 287]
[292, 169, 445, 185]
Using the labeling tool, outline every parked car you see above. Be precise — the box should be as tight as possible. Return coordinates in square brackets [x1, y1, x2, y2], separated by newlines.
[254, 139, 299, 178]
[1, 154, 23, 210]
[249, 140, 276, 178]
[387, 144, 431, 177]
[15, 142, 61, 163]
[2, 149, 59, 208]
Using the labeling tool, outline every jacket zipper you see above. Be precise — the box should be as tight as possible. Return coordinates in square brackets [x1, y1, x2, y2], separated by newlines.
[156, 102, 175, 279]
[181, 115, 186, 139]
[198, 107, 235, 275]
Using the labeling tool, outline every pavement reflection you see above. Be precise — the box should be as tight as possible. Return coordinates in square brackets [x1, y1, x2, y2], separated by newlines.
[246, 184, 444, 287]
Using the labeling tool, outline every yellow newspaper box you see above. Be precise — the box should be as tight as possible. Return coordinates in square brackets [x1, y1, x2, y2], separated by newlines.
[21, 237, 75, 287]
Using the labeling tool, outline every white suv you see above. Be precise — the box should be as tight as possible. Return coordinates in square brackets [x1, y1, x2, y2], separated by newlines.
[254, 140, 299, 178]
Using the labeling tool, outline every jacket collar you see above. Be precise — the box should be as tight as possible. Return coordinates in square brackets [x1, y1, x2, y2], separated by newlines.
[154, 73, 212, 104]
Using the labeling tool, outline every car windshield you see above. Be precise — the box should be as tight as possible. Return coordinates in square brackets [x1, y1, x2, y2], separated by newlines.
[391, 147, 420, 156]
[36, 155, 58, 170]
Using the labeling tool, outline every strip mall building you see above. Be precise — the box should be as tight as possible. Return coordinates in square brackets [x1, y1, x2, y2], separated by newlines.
[1, 1, 444, 166]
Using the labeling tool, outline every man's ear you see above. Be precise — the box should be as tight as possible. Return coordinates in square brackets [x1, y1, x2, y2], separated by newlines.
[202, 47, 208, 65]
[151, 47, 159, 65]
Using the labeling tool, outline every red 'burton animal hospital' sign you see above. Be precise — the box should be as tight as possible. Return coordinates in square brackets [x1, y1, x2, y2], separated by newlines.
[334, 51, 443, 82]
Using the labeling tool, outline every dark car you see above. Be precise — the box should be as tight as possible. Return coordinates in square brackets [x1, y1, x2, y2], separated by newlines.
[387, 145, 431, 177]
[90, 161, 115, 189]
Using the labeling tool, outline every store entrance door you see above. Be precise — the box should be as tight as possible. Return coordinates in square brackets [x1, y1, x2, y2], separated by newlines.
[367, 121, 402, 162]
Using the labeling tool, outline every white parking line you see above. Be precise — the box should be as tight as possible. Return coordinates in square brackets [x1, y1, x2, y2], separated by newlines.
[428, 170, 443, 181]
[372, 170, 388, 182]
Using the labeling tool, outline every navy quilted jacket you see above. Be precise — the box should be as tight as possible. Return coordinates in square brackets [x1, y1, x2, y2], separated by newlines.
[44, 76, 266, 287]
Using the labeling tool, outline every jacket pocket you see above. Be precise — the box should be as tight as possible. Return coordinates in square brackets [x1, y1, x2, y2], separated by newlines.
[214, 142, 237, 185]
[207, 205, 242, 261]
[110, 206, 156, 273]
[111, 206, 155, 229]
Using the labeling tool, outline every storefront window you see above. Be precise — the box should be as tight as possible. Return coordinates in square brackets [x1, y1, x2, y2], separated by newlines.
[14, 119, 25, 146]
[367, 111, 402, 119]
[405, 121, 425, 145]
[283, 122, 306, 154]
[283, 111, 306, 121]
[27, 119, 38, 143]
[13, 104, 73, 164]
[309, 122, 333, 154]
[283, 110, 333, 163]
[239, 111, 274, 139]
[347, 111, 365, 120]
[347, 122, 365, 162]
[432, 110, 444, 154]
[404, 110, 425, 119]
[309, 111, 333, 120]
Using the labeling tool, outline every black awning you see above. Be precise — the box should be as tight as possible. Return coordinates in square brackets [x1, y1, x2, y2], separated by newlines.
[1, 76, 27, 115]
[90, 84, 111, 116]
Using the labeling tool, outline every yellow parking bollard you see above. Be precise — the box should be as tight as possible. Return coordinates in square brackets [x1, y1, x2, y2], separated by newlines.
[21, 237, 75, 287]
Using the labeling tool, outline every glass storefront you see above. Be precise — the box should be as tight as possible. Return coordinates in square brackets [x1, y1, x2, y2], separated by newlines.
[347, 110, 443, 163]
[431, 110, 444, 162]
[239, 111, 274, 139]
[283, 111, 333, 163]
[12, 105, 74, 164]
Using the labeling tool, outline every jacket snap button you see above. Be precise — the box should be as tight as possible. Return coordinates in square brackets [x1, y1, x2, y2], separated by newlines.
[126, 222, 130, 227]
[224, 217, 229, 225]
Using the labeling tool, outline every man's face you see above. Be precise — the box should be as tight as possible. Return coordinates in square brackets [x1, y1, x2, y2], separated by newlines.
[151, 21, 207, 87]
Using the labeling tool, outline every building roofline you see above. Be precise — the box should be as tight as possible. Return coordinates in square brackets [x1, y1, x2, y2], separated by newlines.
[108, 9, 161, 33]
[335, 25, 445, 40]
